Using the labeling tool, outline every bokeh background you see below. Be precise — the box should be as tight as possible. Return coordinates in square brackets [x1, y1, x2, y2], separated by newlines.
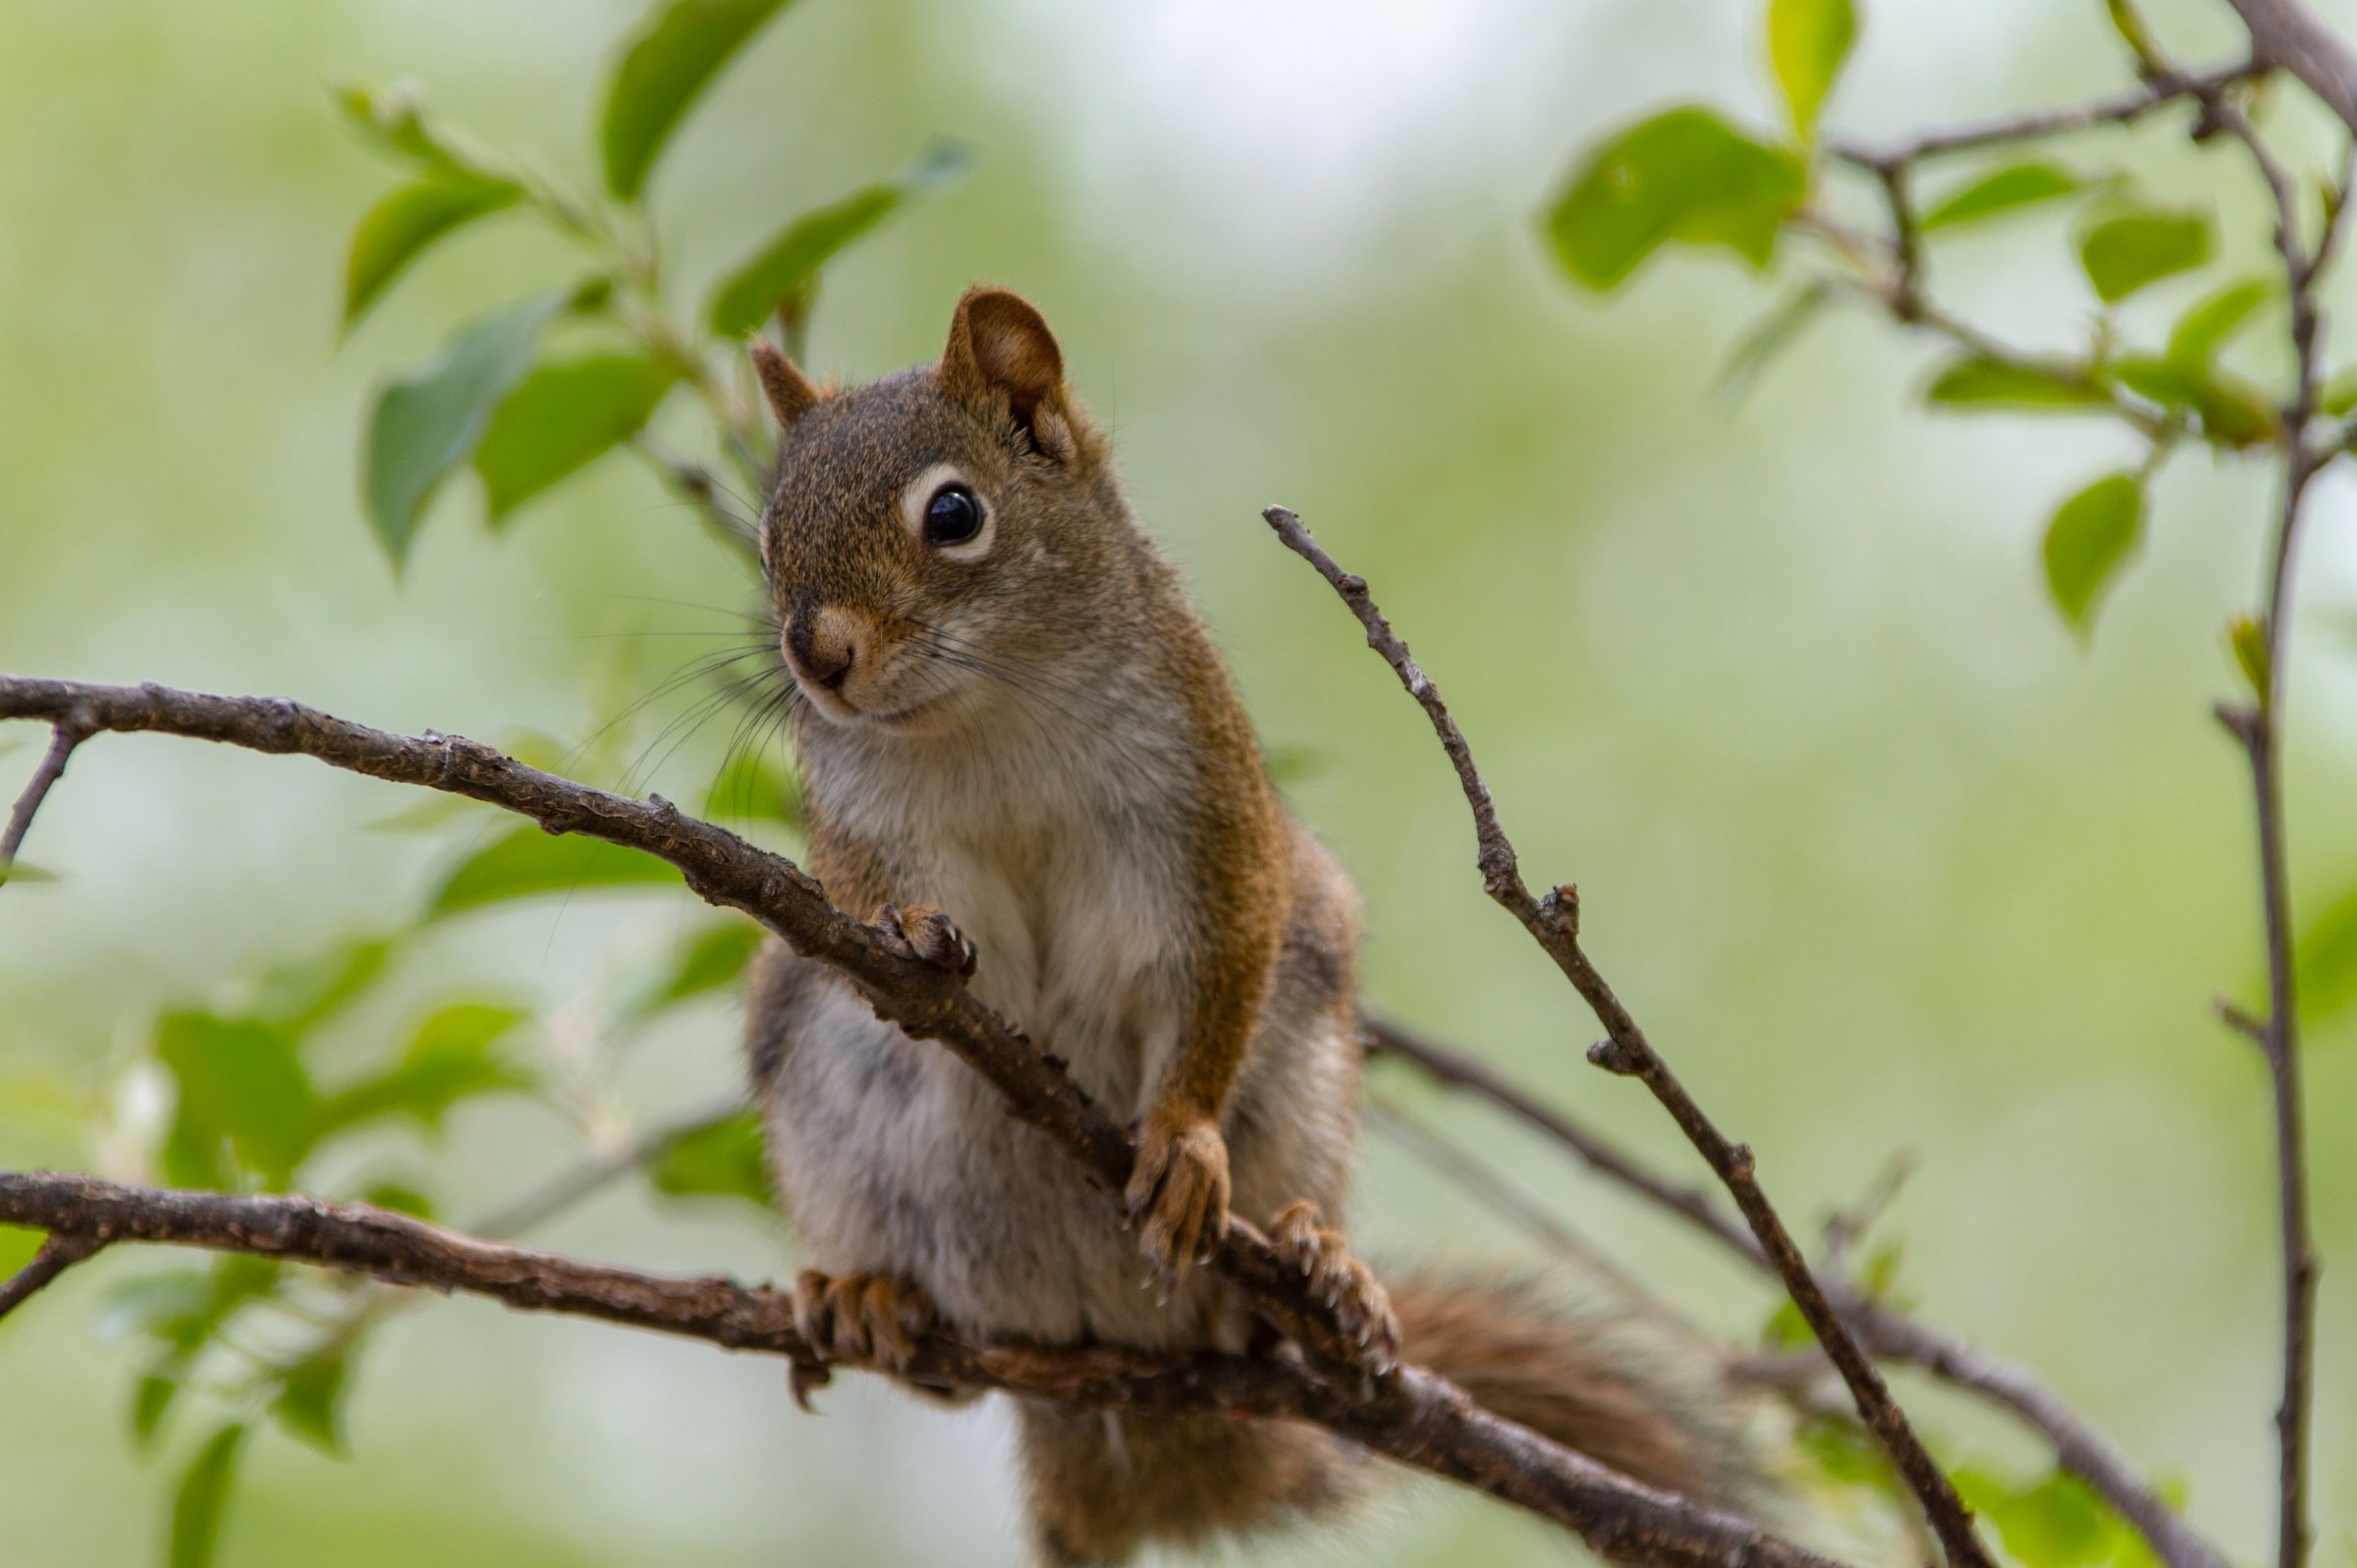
[3, 0, 2353, 1563]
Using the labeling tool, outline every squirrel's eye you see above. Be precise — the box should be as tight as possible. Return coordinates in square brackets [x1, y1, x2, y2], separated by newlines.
[923, 484, 985, 548]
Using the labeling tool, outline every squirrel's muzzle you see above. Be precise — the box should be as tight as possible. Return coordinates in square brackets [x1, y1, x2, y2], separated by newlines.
[783, 603, 866, 695]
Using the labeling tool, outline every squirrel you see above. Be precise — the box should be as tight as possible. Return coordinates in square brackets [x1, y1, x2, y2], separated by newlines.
[740, 287, 1759, 1566]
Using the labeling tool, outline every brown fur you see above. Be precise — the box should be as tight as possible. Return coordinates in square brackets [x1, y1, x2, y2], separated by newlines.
[741, 288, 1759, 1565]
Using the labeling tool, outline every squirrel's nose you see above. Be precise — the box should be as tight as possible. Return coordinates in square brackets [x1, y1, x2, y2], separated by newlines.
[784, 606, 861, 691]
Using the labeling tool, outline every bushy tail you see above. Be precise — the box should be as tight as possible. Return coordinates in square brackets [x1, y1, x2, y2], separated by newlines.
[1013, 1266, 1763, 1566]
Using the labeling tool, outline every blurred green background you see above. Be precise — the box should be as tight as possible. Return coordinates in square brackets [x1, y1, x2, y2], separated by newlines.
[2, 0, 2352, 1563]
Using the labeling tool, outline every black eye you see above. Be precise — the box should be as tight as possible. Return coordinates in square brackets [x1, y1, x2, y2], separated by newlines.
[923, 483, 985, 548]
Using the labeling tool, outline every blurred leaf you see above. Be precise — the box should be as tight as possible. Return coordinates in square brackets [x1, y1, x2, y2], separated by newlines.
[314, 1002, 532, 1136]
[641, 919, 764, 1016]
[101, 1259, 282, 1360]
[2320, 365, 2357, 416]
[334, 81, 516, 186]
[2230, 614, 2272, 702]
[251, 936, 395, 1035]
[705, 142, 971, 337]
[1954, 1467, 2158, 1568]
[342, 176, 521, 332]
[1919, 163, 2085, 232]
[156, 1013, 318, 1187]
[132, 1372, 180, 1452]
[2042, 472, 2144, 635]
[1715, 283, 1831, 406]
[361, 296, 563, 571]
[2110, 355, 2277, 448]
[0, 861, 57, 888]
[1767, 0, 1856, 138]
[601, 0, 797, 201]
[1761, 1296, 1812, 1350]
[2078, 207, 2212, 304]
[1925, 355, 2109, 410]
[2294, 885, 2357, 1027]
[1796, 1414, 1891, 1488]
[168, 1423, 247, 1568]
[1262, 744, 1335, 785]
[0, 1224, 39, 1278]
[355, 1179, 436, 1218]
[2104, 0, 2165, 67]
[646, 1109, 772, 1210]
[2165, 277, 2275, 365]
[1545, 108, 1806, 290]
[474, 351, 679, 521]
[701, 747, 799, 824]
[425, 824, 682, 917]
[272, 1348, 353, 1456]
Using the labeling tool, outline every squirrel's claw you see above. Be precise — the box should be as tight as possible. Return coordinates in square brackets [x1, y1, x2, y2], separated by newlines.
[1270, 1200, 1400, 1377]
[1125, 1111, 1231, 1285]
[790, 1269, 939, 1379]
[876, 902, 978, 978]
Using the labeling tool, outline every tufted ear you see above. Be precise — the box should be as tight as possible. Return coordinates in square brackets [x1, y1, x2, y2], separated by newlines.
[748, 340, 821, 430]
[940, 287, 1068, 440]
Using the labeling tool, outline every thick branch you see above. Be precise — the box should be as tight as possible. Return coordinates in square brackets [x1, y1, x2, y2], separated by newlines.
[0, 1169, 1846, 1568]
[0, 675, 1840, 1568]
[1265, 508, 1994, 1568]
[2225, 0, 2357, 134]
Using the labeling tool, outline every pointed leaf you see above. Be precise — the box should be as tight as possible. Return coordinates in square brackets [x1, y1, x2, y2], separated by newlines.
[2165, 278, 2274, 364]
[2078, 208, 2212, 304]
[705, 142, 972, 337]
[361, 297, 562, 570]
[1767, 0, 1857, 138]
[132, 1372, 180, 1451]
[1920, 163, 2085, 232]
[272, 1347, 353, 1456]
[2230, 614, 2272, 701]
[2110, 354, 2277, 448]
[1925, 355, 2109, 410]
[646, 1109, 772, 1210]
[168, 1424, 247, 1568]
[1715, 284, 1831, 405]
[1545, 107, 1805, 290]
[343, 176, 521, 331]
[601, 0, 797, 201]
[2042, 472, 2145, 634]
[425, 824, 682, 918]
[640, 919, 764, 1016]
[475, 351, 679, 520]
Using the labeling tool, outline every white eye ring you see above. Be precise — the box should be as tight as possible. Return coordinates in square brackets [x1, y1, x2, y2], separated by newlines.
[901, 462, 994, 562]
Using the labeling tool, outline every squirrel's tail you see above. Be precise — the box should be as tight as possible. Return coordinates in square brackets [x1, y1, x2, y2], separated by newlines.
[1013, 1266, 1763, 1566]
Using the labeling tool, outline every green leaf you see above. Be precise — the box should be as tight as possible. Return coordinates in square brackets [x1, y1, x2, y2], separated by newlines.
[474, 351, 679, 520]
[601, 0, 797, 201]
[342, 176, 521, 332]
[132, 1372, 180, 1451]
[1924, 355, 2110, 410]
[314, 1002, 532, 1135]
[701, 747, 799, 824]
[1544, 107, 1806, 291]
[100, 1259, 280, 1356]
[1919, 162, 2085, 232]
[2294, 884, 2357, 1027]
[1767, 0, 1857, 138]
[0, 861, 57, 888]
[2042, 472, 2145, 635]
[155, 1013, 319, 1187]
[355, 1179, 436, 1218]
[705, 142, 972, 337]
[361, 296, 562, 571]
[646, 1109, 772, 1210]
[2230, 614, 2272, 702]
[640, 919, 764, 1016]
[2165, 278, 2274, 364]
[251, 936, 395, 1035]
[168, 1424, 247, 1568]
[272, 1348, 353, 1456]
[2110, 355, 2277, 448]
[2319, 364, 2357, 416]
[2078, 207, 2212, 304]
[425, 824, 683, 918]
[1954, 1467, 2158, 1568]
[1715, 284, 1831, 406]
[333, 81, 517, 186]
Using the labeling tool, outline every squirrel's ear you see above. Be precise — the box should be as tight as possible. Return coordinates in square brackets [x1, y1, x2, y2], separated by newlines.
[748, 340, 820, 430]
[941, 287, 1068, 439]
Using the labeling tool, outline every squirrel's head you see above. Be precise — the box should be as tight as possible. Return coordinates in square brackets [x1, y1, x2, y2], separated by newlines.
[751, 287, 1126, 734]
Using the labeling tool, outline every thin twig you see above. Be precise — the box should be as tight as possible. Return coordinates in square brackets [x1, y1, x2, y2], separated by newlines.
[0, 1168, 1851, 1568]
[0, 1231, 104, 1319]
[1265, 506, 1995, 1568]
[1827, 59, 2263, 165]
[0, 717, 90, 873]
[470, 1095, 747, 1240]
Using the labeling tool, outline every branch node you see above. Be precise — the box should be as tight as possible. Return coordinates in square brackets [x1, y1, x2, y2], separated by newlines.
[1587, 1038, 1641, 1076]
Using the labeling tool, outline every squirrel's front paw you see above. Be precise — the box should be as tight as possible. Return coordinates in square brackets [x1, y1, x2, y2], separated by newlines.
[1271, 1200, 1400, 1375]
[791, 1270, 938, 1376]
[877, 902, 978, 977]
[1125, 1110, 1231, 1283]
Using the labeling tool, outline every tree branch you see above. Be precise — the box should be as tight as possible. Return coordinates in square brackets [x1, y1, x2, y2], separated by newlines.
[0, 674, 1845, 1568]
[0, 1230, 104, 1319]
[1, 714, 91, 877]
[2224, 0, 2357, 134]
[1264, 507, 1995, 1568]
[0, 1169, 1850, 1568]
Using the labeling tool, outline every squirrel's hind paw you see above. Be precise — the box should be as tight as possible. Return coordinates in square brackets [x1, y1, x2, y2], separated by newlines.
[791, 1269, 938, 1380]
[1270, 1200, 1400, 1376]
[1125, 1112, 1232, 1285]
